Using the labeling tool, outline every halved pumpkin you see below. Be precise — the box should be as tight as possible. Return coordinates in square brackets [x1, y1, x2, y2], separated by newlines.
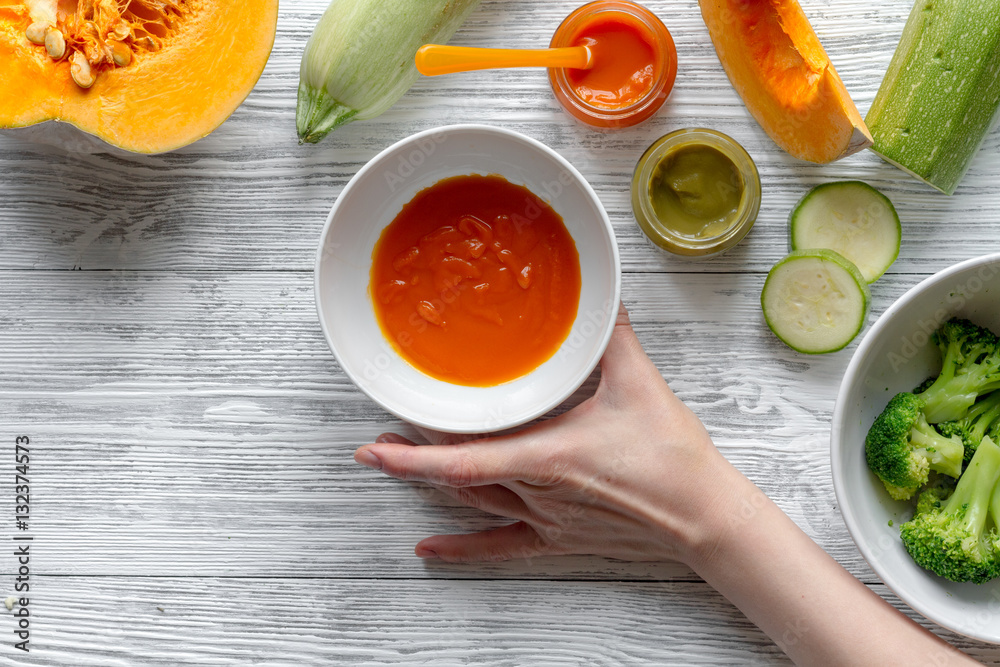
[699, 0, 872, 164]
[0, 0, 278, 153]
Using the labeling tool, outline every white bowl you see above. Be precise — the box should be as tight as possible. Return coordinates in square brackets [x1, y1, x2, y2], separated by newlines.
[832, 253, 1000, 643]
[315, 125, 621, 433]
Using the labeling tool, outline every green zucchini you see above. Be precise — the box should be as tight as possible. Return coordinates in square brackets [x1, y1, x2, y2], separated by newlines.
[297, 0, 482, 143]
[789, 181, 900, 284]
[761, 249, 870, 354]
[865, 0, 1000, 195]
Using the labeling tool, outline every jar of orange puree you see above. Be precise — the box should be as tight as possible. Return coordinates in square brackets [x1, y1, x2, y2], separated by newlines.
[548, 1, 677, 130]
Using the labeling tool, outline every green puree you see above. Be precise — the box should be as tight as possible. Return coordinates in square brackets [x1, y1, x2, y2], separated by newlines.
[648, 144, 743, 239]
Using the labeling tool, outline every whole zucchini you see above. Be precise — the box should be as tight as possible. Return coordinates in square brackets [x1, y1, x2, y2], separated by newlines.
[297, 0, 482, 143]
[865, 0, 1000, 195]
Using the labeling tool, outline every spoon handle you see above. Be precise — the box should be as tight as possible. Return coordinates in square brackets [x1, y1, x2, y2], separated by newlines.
[416, 44, 593, 76]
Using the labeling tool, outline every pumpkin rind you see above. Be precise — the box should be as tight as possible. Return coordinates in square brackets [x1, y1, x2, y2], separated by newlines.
[699, 0, 872, 164]
[0, 2, 279, 154]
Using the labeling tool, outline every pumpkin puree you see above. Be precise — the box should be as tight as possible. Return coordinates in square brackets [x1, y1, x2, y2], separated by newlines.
[566, 13, 657, 109]
[370, 175, 581, 387]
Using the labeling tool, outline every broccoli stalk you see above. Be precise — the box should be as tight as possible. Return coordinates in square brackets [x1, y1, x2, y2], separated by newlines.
[900, 435, 1000, 583]
[865, 392, 965, 500]
[937, 390, 1000, 463]
[918, 319, 1000, 424]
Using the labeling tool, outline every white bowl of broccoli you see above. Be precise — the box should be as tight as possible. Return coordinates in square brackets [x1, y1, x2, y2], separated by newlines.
[832, 252, 1000, 644]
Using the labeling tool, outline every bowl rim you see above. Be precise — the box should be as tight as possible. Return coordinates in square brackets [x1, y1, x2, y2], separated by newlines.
[313, 123, 622, 433]
[831, 252, 1000, 641]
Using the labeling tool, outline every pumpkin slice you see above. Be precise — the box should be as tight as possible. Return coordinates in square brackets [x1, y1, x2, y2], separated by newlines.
[0, 0, 278, 153]
[699, 0, 872, 164]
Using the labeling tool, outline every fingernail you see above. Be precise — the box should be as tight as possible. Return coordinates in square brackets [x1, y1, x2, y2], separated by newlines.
[415, 546, 439, 559]
[375, 433, 396, 443]
[355, 449, 382, 470]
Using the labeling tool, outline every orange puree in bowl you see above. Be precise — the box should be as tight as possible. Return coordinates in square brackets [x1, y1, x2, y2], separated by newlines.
[370, 175, 581, 387]
[567, 14, 657, 109]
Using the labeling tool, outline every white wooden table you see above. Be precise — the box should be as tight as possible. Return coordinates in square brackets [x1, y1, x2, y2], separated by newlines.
[2, 0, 1000, 664]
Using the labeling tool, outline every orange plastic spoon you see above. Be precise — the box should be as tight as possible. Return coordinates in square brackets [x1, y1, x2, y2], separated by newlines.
[415, 44, 593, 77]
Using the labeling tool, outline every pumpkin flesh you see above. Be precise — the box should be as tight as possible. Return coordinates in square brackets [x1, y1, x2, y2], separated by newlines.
[699, 0, 872, 163]
[0, 0, 278, 153]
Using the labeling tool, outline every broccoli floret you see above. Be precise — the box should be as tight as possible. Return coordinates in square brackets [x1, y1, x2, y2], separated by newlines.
[937, 390, 1000, 463]
[915, 473, 958, 515]
[918, 319, 1000, 424]
[866, 392, 965, 500]
[900, 435, 1000, 583]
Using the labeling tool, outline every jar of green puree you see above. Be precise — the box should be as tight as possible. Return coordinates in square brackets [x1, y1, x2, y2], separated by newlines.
[631, 128, 761, 258]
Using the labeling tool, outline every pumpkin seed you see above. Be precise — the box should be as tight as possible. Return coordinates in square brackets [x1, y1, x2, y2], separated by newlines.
[416, 301, 444, 327]
[135, 35, 158, 51]
[109, 40, 132, 67]
[25, 21, 50, 45]
[516, 265, 533, 290]
[70, 51, 96, 88]
[44, 28, 65, 59]
[110, 22, 131, 41]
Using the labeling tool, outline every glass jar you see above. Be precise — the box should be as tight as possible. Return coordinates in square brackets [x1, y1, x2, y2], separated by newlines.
[631, 128, 761, 258]
[548, 1, 677, 131]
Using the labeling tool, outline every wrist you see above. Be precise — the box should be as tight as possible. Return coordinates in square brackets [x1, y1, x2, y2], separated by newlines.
[636, 442, 761, 567]
[667, 455, 767, 570]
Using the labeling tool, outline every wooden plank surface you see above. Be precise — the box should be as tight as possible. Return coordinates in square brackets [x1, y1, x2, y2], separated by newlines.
[0, 0, 996, 275]
[1, 0, 1000, 663]
[4, 577, 1000, 666]
[0, 271, 879, 581]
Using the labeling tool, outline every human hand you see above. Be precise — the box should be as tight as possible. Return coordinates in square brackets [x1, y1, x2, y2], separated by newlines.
[355, 307, 982, 666]
[354, 305, 749, 565]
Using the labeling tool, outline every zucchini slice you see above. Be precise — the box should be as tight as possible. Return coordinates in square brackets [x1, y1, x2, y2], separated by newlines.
[789, 181, 900, 284]
[761, 249, 870, 354]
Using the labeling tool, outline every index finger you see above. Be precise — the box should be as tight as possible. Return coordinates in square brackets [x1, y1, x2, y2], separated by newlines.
[355, 434, 531, 488]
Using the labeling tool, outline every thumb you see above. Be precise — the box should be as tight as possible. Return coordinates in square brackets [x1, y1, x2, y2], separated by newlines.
[598, 303, 662, 390]
[413, 425, 484, 446]
[415, 522, 552, 562]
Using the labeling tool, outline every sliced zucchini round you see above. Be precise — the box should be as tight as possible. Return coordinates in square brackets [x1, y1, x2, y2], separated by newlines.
[789, 181, 900, 283]
[761, 249, 870, 354]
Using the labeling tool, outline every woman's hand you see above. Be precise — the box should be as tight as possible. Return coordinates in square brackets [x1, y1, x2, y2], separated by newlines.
[354, 305, 978, 665]
[353, 305, 748, 566]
